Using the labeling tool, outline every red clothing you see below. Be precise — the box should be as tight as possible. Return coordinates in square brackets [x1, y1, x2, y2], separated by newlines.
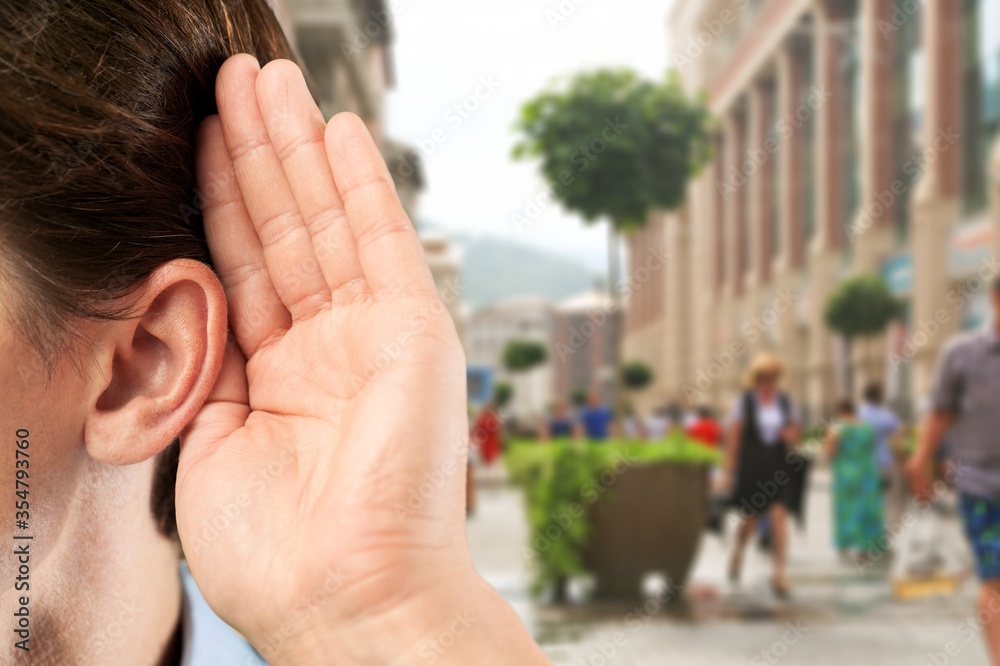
[472, 409, 503, 464]
[686, 419, 722, 448]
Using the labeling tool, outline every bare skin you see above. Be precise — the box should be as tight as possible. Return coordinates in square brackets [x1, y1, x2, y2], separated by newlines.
[724, 374, 798, 596]
[179, 56, 550, 664]
[0, 55, 549, 665]
[907, 289, 1000, 665]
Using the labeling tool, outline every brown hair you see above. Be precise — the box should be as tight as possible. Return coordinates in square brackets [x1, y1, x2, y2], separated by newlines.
[0, 0, 296, 536]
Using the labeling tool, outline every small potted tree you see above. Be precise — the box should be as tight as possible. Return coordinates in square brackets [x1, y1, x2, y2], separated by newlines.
[824, 275, 901, 396]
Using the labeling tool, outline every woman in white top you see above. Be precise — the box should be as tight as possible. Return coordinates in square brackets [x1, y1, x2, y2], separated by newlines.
[724, 353, 801, 598]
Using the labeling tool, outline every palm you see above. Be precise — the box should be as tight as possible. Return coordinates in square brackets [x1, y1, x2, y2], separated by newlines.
[175, 56, 468, 639]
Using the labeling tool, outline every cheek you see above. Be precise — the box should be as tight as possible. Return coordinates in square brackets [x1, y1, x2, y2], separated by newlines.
[0, 336, 90, 583]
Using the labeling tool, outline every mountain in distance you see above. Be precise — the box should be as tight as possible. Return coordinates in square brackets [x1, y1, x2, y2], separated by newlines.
[423, 225, 598, 311]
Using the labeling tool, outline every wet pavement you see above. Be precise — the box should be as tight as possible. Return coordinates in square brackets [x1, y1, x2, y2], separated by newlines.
[466, 464, 991, 665]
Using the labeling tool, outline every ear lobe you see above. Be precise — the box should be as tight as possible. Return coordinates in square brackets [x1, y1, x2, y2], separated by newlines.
[84, 260, 228, 466]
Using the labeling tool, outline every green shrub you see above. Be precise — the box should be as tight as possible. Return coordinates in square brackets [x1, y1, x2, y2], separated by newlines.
[504, 433, 721, 596]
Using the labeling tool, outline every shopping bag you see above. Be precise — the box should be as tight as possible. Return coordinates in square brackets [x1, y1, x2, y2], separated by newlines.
[890, 498, 964, 600]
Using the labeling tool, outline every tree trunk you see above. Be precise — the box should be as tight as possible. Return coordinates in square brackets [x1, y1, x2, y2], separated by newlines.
[844, 336, 854, 400]
[607, 222, 622, 415]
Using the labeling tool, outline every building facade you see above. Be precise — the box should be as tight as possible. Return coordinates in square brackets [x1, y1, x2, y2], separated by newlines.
[625, 0, 1000, 423]
[552, 291, 621, 409]
[465, 297, 555, 419]
[274, 0, 464, 346]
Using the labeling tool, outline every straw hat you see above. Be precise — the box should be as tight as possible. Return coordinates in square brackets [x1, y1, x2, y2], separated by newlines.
[743, 352, 785, 388]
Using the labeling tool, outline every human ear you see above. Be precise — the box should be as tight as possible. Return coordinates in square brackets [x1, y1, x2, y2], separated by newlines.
[83, 259, 228, 465]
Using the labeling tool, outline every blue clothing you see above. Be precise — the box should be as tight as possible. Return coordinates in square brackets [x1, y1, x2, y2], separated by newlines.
[959, 494, 1000, 580]
[580, 405, 612, 441]
[858, 402, 901, 472]
[548, 417, 574, 438]
[181, 562, 267, 666]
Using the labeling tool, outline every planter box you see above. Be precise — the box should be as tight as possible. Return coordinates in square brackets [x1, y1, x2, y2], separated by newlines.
[586, 462, 710, 599]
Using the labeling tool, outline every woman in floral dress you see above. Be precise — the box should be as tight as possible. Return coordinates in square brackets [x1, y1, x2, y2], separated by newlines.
[824, 399, 884, 559]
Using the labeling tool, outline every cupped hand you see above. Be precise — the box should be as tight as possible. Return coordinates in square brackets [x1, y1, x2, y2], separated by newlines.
[175, 55, 542, 664]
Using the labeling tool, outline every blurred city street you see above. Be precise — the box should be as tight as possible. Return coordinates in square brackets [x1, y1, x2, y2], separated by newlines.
[469, 465, 990, 665]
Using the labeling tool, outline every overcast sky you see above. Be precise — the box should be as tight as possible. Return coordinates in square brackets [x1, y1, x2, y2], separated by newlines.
[387, 0, 677, 273]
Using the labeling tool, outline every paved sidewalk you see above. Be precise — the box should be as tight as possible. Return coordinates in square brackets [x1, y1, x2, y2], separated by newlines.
[467, 464, 991, 665]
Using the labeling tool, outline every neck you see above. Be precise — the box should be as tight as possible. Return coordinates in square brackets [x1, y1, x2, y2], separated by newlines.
[1, 460, 182, 666]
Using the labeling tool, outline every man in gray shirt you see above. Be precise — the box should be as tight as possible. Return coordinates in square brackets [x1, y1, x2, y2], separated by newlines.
[909, 277, 1000, 663]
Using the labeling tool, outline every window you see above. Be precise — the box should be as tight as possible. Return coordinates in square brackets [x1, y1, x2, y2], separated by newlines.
[892, 3, 922, 242]
[962, 0, 1000, 213]
[767, 82, 781, 262]
[840, 0, 861, 260]
[800, 40, 817, 261]
[738, 112, 750, 282]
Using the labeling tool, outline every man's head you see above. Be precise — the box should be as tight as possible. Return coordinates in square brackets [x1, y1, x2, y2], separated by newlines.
[0, 0, 293, 585]
[863, 382, 884, 405]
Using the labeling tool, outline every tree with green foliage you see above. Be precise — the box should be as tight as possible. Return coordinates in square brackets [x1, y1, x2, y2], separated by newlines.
[621, 360, 655, 391]
[823, 275, 901, 394]
[502, 339, 548, 372]
[513, 68, 711, 406]
[570, 387, 588, 408]
[502, 340, 548, 417]
[494, 381, 513, 409]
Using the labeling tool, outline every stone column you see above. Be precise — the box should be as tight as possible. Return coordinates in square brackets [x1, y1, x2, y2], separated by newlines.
[911, 0, 962, 402]
[850, 0, 897, 393]
[744, 81, 769, 359]
[665, 209, 692, 404]
[687, 174, 715, 409]
[806, 0, 844, 420]
[773, 40, 804, 405]
[721, 109, 748, 401]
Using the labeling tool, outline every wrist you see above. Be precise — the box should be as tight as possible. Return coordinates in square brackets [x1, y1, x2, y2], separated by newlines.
[264, 568, 548, 666]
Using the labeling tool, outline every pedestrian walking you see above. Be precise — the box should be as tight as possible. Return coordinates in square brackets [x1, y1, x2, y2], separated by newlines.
[908, 277, 1000, 663]
[471, 401, 503, 466]
[541, 398, 575, 441]
[687, 405, 723, 448]
[858, 382, 905, 527]
[577, 391, 615, 442]
[724, 352, 802, 598]
[825, 399, 884, 561]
